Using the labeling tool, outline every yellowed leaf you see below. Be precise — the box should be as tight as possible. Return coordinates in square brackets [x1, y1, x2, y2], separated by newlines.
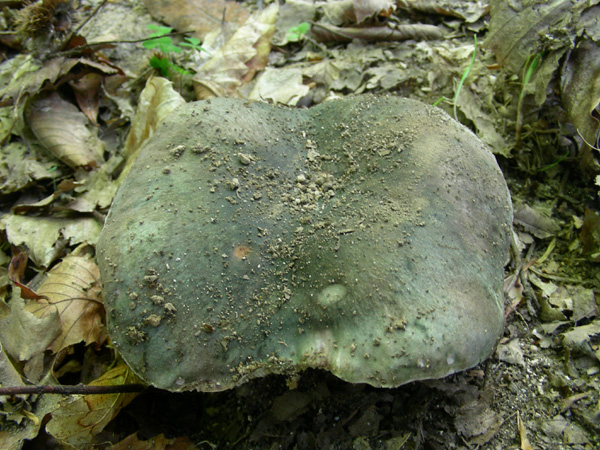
[45, 364, 142, 449]
[24, 247, 105, 354]
[518, 412, 534, 450]
[27, 91, 104, 169]
[192, 3, 278, 99]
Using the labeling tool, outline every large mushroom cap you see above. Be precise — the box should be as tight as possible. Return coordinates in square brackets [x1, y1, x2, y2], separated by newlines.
[97, 96, 512, 392]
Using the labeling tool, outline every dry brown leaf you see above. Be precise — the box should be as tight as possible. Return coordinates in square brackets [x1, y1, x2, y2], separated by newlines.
[108, 432, 200, 450]
[145, 0, 250, 39]
[69, 73, 103, 126]
[192, 3, 278, 99]
[27, 92, 104, 169]
[0, 295, 61, 362]
[24, 248, 104, 354]
[354, 0, 395, 23]
[0, 55, 78, 106]
[45, 364, 142, 449]
[513, 204, 561, 239]
[518, 412, 534, 450]
[580, 208, 600, 261]
[122, 76, 185, 162]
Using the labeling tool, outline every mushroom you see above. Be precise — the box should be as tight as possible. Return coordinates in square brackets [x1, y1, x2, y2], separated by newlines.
[97, 95, 512, 392]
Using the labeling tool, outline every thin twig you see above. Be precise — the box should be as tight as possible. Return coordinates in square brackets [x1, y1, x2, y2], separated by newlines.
[51, 32, 195, 58]
[54, 0, 109, 53]
[0, 384, 146, 396]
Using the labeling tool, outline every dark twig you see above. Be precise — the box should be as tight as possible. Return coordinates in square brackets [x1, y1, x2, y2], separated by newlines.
[0, 384, 146, 396]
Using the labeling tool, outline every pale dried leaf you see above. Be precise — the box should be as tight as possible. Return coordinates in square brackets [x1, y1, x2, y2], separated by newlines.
[45, 364, 142, 448]
[513, 204, 561, 239]
[354, 0, 395, 23]
[27, 92, 104, 169]
[518, 412, 534, 450]
[561, 320, 600, 358]
[68, 168, 119, 212]
[272, 0, 316, 45]
[0, 296, 61, 361]
[249, 67, 310, 106]
[192, 3, 278, 99]
[24, 252, 104, 354]
[122, 77, 185, 161]
[1, 214, 102, 268]
[485, 0, 586, 74]
[0, 341, 24, 389]
[397, 0, 489, 23]
[321, 0, 356, 26]
[145, 0, 250, 39]
[0, 55, 78, 105]
[457, 87, 511, 157]
[0, 141, 59, 194]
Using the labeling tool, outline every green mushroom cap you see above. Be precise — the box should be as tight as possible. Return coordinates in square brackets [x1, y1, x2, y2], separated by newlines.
[97, 95, 512, 392]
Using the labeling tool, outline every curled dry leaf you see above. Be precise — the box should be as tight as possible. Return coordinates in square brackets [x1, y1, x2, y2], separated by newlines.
[311, 22, 443, 43]
[69, 73, 103, 126]
[45, 364, 142, 449]
[24, 249, 105, 354]
[122, 76, 185, 162]
[192, 3, 278, 99]
[27, 92, 104, 169]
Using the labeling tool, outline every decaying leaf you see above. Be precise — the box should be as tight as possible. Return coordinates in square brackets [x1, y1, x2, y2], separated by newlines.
[69, 73, 103, 126]
[397, 0, 490, 23]
[192, 3, 278, 99]
[108, 432, 200, 450]
[354, 0, 396, 23]
[538, 285, 598, 323]
[0, 295, 61, 362]
[457, 86, 511, 157]
[454, 391, 503, 445]
[0, 55, 77, 106]
[485, 0, 589, 75]
[1, 214, 103, 268]
[0, 340, 24, 390]
[45, 364, 143, 448]
[24, 248, 104, 354]
[580, 208, 600, 261]
[561, 40, 600, 151]
[272, 0, 316, 45]
[0, 142, 60, 194]
[249, 67, 310, 106]
[27, 92, 105, 169]
[561, 320, 600, 358]
[67, 168, 119, 213]
[145, 0, 250, 40]
[513, 204, 561, 239]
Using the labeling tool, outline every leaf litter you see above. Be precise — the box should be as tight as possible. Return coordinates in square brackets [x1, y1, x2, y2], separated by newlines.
[0, 0, 599, 448]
